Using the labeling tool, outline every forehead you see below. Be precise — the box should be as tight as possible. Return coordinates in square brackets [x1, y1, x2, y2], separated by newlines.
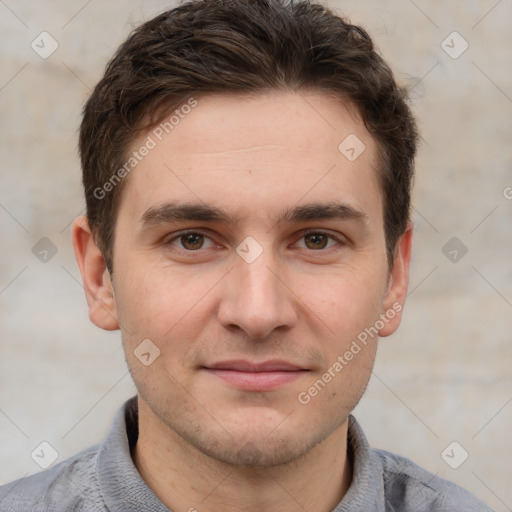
[117, 91, 381, 225]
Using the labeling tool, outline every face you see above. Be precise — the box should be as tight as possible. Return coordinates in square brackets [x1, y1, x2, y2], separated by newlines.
[75, 91, 411, 467]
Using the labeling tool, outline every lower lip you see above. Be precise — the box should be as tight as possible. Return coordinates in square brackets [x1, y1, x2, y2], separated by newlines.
[203, 369, 306, 391]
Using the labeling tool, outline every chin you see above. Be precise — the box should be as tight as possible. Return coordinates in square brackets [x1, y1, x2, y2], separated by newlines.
[193, 412, 337, 468]
[201, 433, 312, 468]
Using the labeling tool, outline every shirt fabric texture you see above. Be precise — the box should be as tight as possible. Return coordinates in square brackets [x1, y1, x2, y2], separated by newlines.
[0, 396, 494, 511]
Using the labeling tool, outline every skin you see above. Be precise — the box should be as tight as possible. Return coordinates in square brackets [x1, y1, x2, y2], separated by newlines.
[72, 90, 412, 511]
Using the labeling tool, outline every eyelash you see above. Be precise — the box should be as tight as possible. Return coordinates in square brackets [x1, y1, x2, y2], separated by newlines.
[164, 229, 345, 254]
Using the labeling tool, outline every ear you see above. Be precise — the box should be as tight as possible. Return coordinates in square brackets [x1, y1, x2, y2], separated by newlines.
[378, 221, 413, 337]
[71, 215, 119, 331]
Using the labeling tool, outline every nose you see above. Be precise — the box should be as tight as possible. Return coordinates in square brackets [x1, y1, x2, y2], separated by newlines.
[216, 246, 298, 340]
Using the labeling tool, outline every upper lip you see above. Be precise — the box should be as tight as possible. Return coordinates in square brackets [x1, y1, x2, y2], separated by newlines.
[204, 360, 306, 372]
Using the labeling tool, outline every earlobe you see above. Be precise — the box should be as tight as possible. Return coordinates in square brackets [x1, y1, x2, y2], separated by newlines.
[378, 222, 413, 338]
[71, 215, 119, 331]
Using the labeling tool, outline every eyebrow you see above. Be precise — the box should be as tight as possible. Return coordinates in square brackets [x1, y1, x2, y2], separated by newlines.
[139, 200, 369, 228]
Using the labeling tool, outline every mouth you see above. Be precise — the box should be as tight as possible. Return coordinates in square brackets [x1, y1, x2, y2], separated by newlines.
[201, 359, 309, 391]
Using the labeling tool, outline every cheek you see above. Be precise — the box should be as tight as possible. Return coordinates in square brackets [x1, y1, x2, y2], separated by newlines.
[293, 264, 388, 333]
[297, 275, 382, 408]
[113, 263, 217, 344]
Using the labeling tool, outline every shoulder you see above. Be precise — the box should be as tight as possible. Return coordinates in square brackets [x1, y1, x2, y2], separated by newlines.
[375, 448, 495, 512]
[0, 443, 106, 512]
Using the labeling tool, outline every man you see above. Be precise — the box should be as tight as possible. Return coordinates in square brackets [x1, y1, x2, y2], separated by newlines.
[0, 0, 494, 510]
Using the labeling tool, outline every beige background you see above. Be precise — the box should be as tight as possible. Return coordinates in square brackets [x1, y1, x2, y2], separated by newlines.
[1, 0, 511, 510]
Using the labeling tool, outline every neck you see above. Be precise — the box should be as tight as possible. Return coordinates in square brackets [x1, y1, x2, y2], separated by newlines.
[132, 398, 352, 512]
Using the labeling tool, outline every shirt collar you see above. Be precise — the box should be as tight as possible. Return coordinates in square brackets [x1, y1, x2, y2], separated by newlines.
[96, 396, 385, 512]
[96, 396, 171, 512]
[333, 415, 386, 511]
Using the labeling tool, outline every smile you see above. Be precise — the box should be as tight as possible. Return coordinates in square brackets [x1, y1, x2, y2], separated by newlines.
[202, 360, 309, 391]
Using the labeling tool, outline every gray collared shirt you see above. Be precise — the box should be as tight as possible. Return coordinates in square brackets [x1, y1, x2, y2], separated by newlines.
[0, 396, 494, 511]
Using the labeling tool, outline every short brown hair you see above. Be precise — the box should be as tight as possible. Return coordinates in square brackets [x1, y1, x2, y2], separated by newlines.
[79, 0, 419, 272]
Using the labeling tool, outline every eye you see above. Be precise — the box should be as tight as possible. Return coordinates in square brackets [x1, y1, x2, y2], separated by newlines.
[163, 229, 344, 254]
[166, 231, 216, 251]
[295, 231, 343, 251]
